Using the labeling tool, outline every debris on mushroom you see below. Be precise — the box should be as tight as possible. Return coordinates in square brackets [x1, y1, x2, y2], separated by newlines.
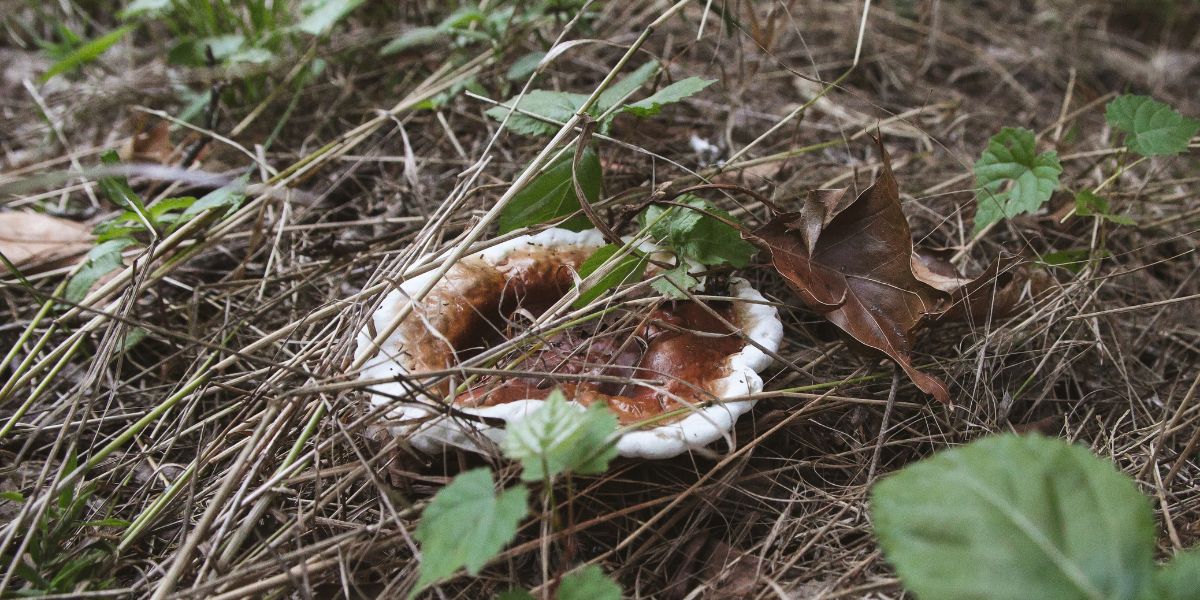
[355, 228, 784, 459]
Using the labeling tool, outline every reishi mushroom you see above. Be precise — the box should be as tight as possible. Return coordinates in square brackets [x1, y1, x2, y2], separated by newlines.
[355, 228, 783, 459]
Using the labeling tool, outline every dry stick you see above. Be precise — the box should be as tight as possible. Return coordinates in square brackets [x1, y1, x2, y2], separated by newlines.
[865, 368, 900, 483]
[148, 402, 281, 600]
[1065, 292, 1200, 321]
[1165, 373, 1200, 483]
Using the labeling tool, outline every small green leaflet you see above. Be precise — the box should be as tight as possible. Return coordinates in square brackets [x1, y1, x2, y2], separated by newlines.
[118, 0, 169, 19]
[871, 434, 1156, 600]
[297, 0, 365, 36]
[412, 469, 529, 597]
[1075, 190, 1134, 225]
[98, 151, 149, 216]
[638, 196, 755, 268]
[573, 244, 648, 309]
[621, 77, 716, 118]
[502, 389, 618, 481]
[179, 177, 248, 223]
[558, 565, 622, 600]
[972, 127, 1062, 233]
[651, 263, 700, 299]
[65, 238, 135, 303]
[1105, 95, 1200, 157]
[488, 61, 716, 136]
[380, 27, 443, 55]
[498, 148, 600, 234]
[596, 60, 659, 110]
[42, 25, 133, 82]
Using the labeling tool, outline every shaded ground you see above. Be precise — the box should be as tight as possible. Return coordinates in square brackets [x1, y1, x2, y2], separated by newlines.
[2, 1, 1199, 597]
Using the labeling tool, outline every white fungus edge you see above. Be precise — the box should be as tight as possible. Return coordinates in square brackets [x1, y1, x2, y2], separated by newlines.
[354, 228, 783, 459]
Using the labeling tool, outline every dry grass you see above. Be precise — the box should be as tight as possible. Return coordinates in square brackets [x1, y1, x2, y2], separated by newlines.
[2, 0, 1199, 597]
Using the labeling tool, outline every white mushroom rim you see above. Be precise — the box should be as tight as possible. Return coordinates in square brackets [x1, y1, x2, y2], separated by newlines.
[354, 228, 784, 459]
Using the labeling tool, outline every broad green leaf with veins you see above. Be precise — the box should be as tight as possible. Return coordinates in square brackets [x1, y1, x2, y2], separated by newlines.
[412, 469, 528, 597]
[498, 148, 599, 233]
[486, 90, 591, 136]
[871, 434, 1155, 600]
[1105, 95, 1200, 157]
[639, 196, 755, 267]
[502, 389, 618, 480]
[972, 127, 1062, 233]
[573, 244, 648, 309]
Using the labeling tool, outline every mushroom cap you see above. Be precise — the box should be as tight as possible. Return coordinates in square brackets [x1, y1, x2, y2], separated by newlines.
[355, 228, 783, 459]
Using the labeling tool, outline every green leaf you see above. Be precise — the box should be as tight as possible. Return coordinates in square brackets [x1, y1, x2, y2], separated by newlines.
[1105, 95, 1200, 157]
[486, 90, 590, 136]
[438, 7, 486, 30]
[1075, 190, 1135, 225]
[1147, 549, 1200, 600]
[41, 25, 133, 82]
[506, 52, 546, 81]
[98, 151, 149, 217]
[412, 469, 528, 596]
[297, 0, 365, 36]
[502, 389, 618, 481]
[597, 60, 659, 111]
[380, 27, 444, 55]
[972, 127, 1062, 233]
[871, 433, 1155, 600]
[651, 263, 700, 299]
[558, 565, 622, 600]
[0, 491, 23, 502]
[65, 239, 135, 303]
[638, 196, 755, 267]
[622, 77, 716, 118]
[178, 177, 247, 224]
[498, 149, 599, 234]
[573, 244, 648, 309]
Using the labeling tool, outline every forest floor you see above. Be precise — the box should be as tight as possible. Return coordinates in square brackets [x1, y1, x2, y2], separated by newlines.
[1, 1, 1199, 598]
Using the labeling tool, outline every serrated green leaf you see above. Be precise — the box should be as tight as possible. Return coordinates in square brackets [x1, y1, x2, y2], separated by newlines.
[597, 60, 659, 111]
[502, 389, 618, 481]
[486, 90, 590, 136]
[1147, 549, 1200, 600]
[622, 77, 716, 118]
[498, 149, 599, 234]
[651, 263, 700, 299]
[41, 25, 133, 82]
[574, 244, 648, 309]
[1105, 94, 1200, 157]
[65, 238, 135, 303]
[558, 565, 622, 600]
[412, 469, 529, 597]
[1075, 190, 1135, 225]
[972, 127, 1062, 233]
[638, 196, 755, 267]
[506, 52, 546, 81]
[297, 0, 365, 35]
[871, 434, 1155, 600]
[380, 27, 444, 55]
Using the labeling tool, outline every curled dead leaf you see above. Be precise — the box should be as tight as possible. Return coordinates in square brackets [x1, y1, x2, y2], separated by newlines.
[0, 211, 93, 273]
[744, 138, 952, 403]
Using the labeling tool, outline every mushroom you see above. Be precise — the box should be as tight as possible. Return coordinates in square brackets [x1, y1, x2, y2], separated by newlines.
[355, 228, 783, 459]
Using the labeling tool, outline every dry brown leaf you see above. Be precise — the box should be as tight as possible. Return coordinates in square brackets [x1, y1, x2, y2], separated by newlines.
[0, 211, 93, 273]
[744, 138, 951, 403]
[120, 117, 174, 164]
